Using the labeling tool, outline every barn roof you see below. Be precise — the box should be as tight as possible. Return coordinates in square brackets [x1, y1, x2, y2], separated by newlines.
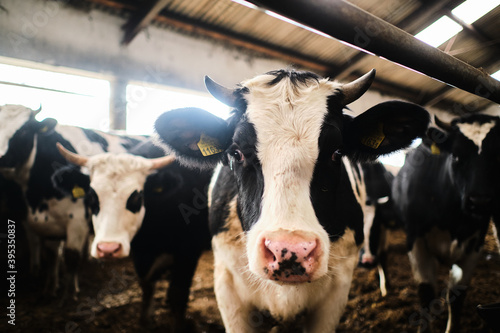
[25, 0, 500, 112]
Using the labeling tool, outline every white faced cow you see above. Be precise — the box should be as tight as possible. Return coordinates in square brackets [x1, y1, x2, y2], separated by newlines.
[0, 104, 146, 300]
[55, 143, 175, 258]
[54, 142, 213, 330]
[154, 69, 430, 332]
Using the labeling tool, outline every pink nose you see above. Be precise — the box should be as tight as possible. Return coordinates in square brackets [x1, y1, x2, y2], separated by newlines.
[262, 234, 319, 283]
[96, 242, 122, 258]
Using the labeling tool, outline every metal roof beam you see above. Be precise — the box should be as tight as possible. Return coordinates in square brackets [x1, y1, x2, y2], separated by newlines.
[121, 0, 170, 45]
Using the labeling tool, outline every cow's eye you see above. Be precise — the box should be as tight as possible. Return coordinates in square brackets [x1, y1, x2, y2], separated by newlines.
[126, 190, 143, 213]
[332, 149, 342, 162]
[230, 149, 244, 163]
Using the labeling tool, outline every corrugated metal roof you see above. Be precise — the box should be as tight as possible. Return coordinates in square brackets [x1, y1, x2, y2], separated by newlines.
[76, 0, 500, 112]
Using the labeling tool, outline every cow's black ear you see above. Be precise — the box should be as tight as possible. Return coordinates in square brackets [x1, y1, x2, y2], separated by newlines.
[38, 118, 58, 135]
[154, 107, 234, 169]
[51, 165, 90, 199]
[343, 101, 430, 162]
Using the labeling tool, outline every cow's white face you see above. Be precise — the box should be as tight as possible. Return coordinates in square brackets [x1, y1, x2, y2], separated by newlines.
[85, 154, 152, 258]
[242, 74, 336, 281]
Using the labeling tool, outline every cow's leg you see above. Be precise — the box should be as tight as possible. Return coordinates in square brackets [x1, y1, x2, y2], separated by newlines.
[166, 254, 201, 331]
[42, 240, 62, 297]
[377, 224, 389, 297]
[24, 221, 42, 276]
[445, 250, 481, 333]
[139, 278, 157, 327]
[136, 253, 174, 326]
[408, 237, 439, 333]
[214, 264, 256, 333]
[60, 216, 89, 304]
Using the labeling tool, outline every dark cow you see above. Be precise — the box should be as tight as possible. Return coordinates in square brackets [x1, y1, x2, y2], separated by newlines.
[154, 69, 429, 332]
[0, 104, 146, 300]
[393, 114, 500, 333]
[54, 141, 212, 329]
[359, 161, 398, 296]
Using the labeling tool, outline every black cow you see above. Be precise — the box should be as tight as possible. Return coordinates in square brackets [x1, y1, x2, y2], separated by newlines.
[393, 114, 500, 333]
[359, 162, 398, 296]
[54, 141, 212, 330]
[154, 69, 430, 332]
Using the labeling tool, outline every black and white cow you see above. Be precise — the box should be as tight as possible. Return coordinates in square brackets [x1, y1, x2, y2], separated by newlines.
[54, 141, 213, 329]
[359, 161, 398, 296]
[0, 104, 146, 300]
[393, 114, 500, 333]
[154, 69, 430, 332]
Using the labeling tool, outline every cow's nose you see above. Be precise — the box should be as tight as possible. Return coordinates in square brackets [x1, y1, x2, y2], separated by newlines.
[96, 242, 122, 258]
[262, 233, 318, 282]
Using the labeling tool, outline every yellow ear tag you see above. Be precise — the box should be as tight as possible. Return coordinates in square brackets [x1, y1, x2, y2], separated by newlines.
[40, 126, 48, 133]
[431, 142, 441, 155]
[361, 123, 385, 149]
[197, 133, 224, 157]
[72, 185, 86, 199]
[153, 187, 163, 193]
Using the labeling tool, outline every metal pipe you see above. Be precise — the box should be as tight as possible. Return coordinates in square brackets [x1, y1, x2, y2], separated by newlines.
[242, 0, 500, 105]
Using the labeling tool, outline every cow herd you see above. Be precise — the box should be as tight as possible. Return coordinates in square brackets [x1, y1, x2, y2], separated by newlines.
[1, 68, 499, 332]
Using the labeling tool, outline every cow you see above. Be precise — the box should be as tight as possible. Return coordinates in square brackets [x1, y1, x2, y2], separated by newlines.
[153, 68, 430, 332]
[392, 114, 500, 333]
[54, 141, 213, 330]
[0, 104, 146, 301]
[358, 161, 398, 297]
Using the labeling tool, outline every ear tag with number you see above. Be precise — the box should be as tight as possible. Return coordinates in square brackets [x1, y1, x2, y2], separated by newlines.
[431, 142, 441, 155]
[40, 126, 49, 133]
[72, 185, 86, 199]
[197, 133, 224, 157]
[361, 123, 385, 149]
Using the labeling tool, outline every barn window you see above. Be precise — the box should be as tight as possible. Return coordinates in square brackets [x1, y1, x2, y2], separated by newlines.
[0, 62, 111, 131]
[126, 83, 231, 135]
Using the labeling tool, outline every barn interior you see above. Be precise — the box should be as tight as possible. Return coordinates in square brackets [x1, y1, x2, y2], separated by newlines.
[1, 0, 499, 332]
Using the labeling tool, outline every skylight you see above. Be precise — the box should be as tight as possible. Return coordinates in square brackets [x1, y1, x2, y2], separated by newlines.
[491, 69, 500, 81]
[415, 16, 463, 47]
[451, 0, 500, 24]
[415, 0, 499, 47]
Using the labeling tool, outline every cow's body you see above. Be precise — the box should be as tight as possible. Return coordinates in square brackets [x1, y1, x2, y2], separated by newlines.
[359, 162, 397, 296]
[54, 141, 212, 329]
[154, 69, 429, 332]
[393, 114, 500, 333]
[0, 104, 146, 299]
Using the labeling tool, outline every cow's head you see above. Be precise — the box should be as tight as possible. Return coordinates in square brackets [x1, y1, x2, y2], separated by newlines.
[427, 114, 500, 218]
[54, 143, 175, 258]
[0, 104, 57, 169]
[155, 69, 429, 283]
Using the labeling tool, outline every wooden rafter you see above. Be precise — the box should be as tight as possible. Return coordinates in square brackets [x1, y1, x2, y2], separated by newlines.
[121, 0, 170, 45]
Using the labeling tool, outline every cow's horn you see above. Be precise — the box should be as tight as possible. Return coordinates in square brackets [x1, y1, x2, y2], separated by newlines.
[56, 143, 88, 166]
[434, 115, 453, 131]
[33, 105, 42, 116]
[149, 155, 175, 170]
[205, 76, 237, 107]
[341, 69, 376, 105]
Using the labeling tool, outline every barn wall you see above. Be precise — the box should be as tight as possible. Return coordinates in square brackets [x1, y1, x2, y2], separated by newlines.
[0, 0, 289, 91]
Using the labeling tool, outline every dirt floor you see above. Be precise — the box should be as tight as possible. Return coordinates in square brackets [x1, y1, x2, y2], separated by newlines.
[3, 225, 500, 333]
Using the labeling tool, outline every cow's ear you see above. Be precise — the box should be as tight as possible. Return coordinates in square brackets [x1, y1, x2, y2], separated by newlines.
[37, 118, 58, 135]
[154, 107, 234, 169]
[51, 165, 90, 200]
[343, 101, 430, 162]
[422, 115, 453, 154]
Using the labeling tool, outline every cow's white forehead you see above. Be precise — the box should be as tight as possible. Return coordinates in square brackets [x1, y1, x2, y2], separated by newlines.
[456, 120, 496, 154]
[244, 73, 339, 224]
[0, 105, 33, 156]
